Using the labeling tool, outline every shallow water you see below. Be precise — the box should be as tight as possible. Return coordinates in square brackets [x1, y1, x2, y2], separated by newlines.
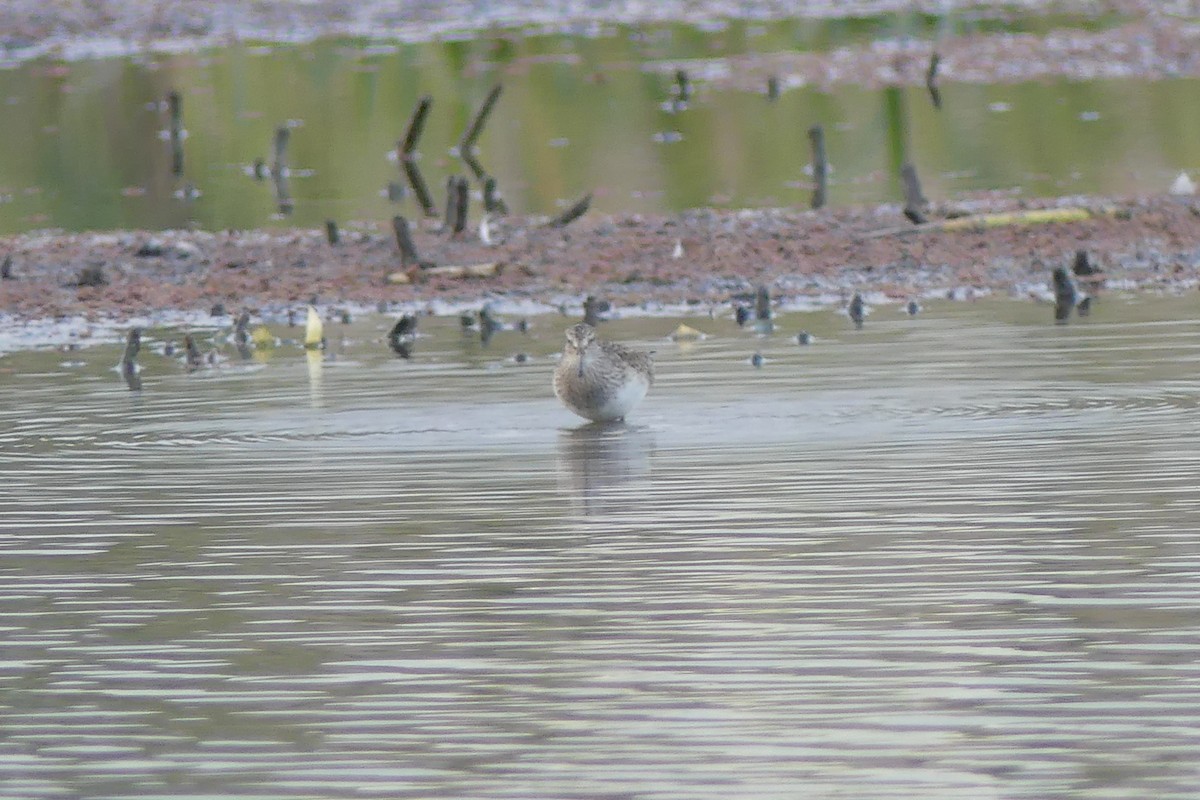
[1, 16, 1199, 234]
[2, 296, 1200, 798]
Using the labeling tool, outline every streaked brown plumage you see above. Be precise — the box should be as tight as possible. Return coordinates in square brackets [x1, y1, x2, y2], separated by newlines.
[553, 323, 653, 422]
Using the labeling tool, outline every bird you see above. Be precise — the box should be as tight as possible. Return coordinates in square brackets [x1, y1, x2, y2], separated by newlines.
[387, 314, 417, 358]
[1052, 267, 1077, 324]
[906, 299, 921, 316]
[796, 331, 813, 345]
[554, 323, 654, 423]
[848, 292, 866, 329]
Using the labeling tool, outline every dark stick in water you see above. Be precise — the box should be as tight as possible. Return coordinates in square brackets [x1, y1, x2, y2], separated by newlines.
[443, 176, 459, 232]
[167, 90, 184, 176]
[1, 254, 12, 280]
[452, 177, 470, 235]
[808, 125, 828, 210]
[548, 193, 593, 228]
[675, 69, 691, 102]
[398, 95, 433, 160]
[460, 84, 503, 156]
[926, 52, 942, 110]
[483, 176, 508, 216]
[325, 220, 339, 246]
[271, 126, 289, 178]
[767, 75, 780, 102]
[901, 162, 928, 225]
[403, 160, 437, 217]
[392, 215, 420, 268]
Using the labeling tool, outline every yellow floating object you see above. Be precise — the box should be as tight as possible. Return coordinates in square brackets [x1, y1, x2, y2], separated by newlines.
[670, 323, 704, 341]
[421, 262, 503, 279]
[938, 207, 1095, 231]
[864, 206, 1113, 238]
[250, 325, 275, 348]
[304, 305, 323, 349]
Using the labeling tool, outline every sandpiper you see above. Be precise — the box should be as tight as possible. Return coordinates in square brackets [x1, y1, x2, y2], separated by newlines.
[554, 323, 654, 422]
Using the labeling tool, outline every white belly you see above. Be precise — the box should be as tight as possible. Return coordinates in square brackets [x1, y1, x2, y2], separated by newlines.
[590, 375, 649, 421]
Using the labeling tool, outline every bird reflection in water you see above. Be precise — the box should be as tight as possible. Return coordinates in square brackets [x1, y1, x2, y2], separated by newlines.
[556, 422, 655, 517]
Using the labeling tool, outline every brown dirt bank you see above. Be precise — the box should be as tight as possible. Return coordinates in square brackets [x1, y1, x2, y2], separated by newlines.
[2, 195, 1198, 323]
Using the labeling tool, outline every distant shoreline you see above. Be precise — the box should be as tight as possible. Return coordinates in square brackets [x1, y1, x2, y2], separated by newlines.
[2, 1, 1199, 91]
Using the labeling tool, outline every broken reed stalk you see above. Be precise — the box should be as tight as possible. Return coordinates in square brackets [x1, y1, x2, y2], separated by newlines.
[926, 52, 942, 110]
[862, 206, 1110, 238]
[392, 215, 420, 268]
[443, 176, 459, 231]
[399, 94, 433, 159]
[325, 220, 339, 246]
[808, 124, 828, 210]
[461, 150, 487, 182]
[403, 160, 437, 217]
[271, 126, 290, 178]
[459, 84, 503, 156]
[483, 176, 508, 215]
[675, 69, 691, 102]
[900, 162, 928, 225]
[273, 171, 293, 215]
[453, 177, 469, 235]
[167, 90, 184, 176]
[548, 193, 592, 228]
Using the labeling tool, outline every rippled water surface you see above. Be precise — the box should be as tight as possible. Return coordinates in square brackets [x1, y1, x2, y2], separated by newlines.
[2, 297, 1200, 798]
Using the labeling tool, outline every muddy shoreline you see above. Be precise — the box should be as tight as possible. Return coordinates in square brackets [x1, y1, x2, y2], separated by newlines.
[2, 194, 1197, 333]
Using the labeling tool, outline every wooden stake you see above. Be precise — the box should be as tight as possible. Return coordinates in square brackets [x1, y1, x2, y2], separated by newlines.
[167, 90, 184, 176]
[926, 52, 942, 110]
[271, 126, 289, 178]
[767, 75, 780, 102]
[392, 215, 420, 267]
[443, 176, 459, 232]
[808, 124, 828, 210]
[325, 220, 339, 246]
[900, 162, 928, 224]
[453, 176, 469, 235]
